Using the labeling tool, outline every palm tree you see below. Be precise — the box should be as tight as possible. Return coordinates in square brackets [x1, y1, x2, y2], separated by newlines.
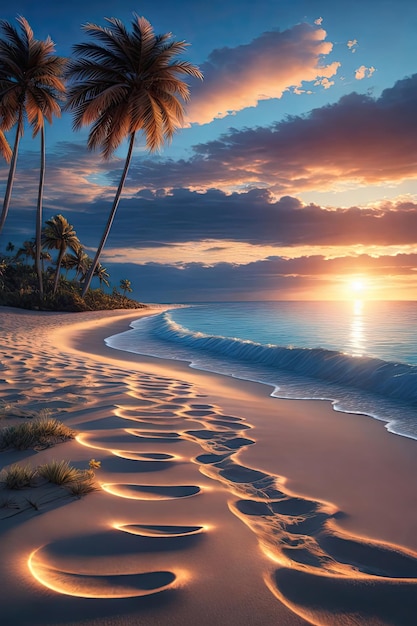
[65, 14, 202, 297]
[16, 239, 36, 264]
[61, 253, 77, 277]
[119, 278, 132, 297]
[40, 249, 52, 273]
[62, 248, 91, 281]
[0, 16, 66, 296]
[94, 263, 110, 289]
[42, 214, 81, 295]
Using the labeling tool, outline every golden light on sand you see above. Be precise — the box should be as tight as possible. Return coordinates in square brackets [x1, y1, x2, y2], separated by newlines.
[75, 433, 106, 450]
[28, 548, 189, 598]
[100, 483, 202, 500]
[112, 522, 209, 537]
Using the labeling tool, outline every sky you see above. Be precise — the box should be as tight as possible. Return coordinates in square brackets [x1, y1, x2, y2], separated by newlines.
[1, 0, 417, 302]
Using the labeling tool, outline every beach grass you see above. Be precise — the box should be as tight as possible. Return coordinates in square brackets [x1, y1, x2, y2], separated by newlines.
[0, 458, 100, 516]
[37, 459, 83, 485]
[66, 475, 98, 497]
[0, 416, 75, 450]
[0, 463, 37, 489]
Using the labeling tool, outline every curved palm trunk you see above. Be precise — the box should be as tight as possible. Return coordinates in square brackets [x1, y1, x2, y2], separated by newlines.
[35, 126, 45, 297]
[0, 109, 24, 235]
[81, 132, 136, 297]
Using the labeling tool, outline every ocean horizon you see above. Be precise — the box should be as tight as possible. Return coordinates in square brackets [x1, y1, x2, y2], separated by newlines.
[105, 300, 417, 442]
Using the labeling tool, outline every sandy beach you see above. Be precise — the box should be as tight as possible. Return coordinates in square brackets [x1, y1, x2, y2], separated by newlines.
[0, 305, 416, 626]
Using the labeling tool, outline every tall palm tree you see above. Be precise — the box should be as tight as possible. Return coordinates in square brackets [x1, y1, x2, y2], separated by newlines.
[65, 14, 202, 297]
[42, 214, 81, 295]
[0, 16, 66, 295]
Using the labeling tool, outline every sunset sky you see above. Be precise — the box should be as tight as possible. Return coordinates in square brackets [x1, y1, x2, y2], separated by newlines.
[1, 0, 417, 302]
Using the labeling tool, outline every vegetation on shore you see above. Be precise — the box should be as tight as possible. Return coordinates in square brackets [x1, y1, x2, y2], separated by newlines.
[0, 219, 146, 311]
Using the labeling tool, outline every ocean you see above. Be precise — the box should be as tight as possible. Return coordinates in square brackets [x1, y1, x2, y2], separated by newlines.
[105, 301, 417, 441]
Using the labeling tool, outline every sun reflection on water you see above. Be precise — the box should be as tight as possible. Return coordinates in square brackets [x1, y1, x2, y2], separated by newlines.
[350, 299, 365, 356]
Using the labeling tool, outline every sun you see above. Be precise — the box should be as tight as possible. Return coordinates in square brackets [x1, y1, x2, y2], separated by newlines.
[351, 279, 365, 293]
[348, 277, 369, 299]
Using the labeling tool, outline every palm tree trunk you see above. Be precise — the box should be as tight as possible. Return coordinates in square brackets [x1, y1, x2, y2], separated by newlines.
[53, 246, 65, 295]
[0, 109, 23, 235]
[35, 125, 45, 297]
[81, 132, 136, 297]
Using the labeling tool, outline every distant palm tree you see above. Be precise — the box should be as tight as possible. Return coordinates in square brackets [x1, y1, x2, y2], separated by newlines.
[40, 249, 52, 273]
[119, 278, 132, 297]
[62, 248, 90, 281]
[94, 263, 110, 289]
[0, 16, 66, 296]
[61, 253, 77, 277]
[65, 14, 202, 297]
[16, 239, 36, 264]
[42, 214, 81, 295]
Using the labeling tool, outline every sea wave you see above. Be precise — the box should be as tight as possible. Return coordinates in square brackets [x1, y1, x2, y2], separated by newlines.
[152, 312, 417, 406]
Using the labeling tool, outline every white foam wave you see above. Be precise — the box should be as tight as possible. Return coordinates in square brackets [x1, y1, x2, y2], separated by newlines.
[153, 313, 417, 405]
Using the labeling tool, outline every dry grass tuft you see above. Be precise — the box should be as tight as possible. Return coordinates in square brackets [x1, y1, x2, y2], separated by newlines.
[0, 416, 75, 450]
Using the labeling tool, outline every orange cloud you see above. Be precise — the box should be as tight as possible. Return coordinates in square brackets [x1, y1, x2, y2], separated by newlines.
[355, 65, 376, 79]
[186, 23, 340, 124]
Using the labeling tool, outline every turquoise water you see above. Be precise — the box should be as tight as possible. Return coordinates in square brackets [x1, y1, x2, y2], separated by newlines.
[105, 301, 417, 441]
[169, 301, 417, 365]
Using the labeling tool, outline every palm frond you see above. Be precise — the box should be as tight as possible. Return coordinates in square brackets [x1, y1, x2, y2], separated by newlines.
[66, 13, 202, 158]
[0, 129, 11, 162]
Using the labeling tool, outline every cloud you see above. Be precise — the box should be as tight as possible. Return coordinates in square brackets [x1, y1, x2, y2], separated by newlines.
[347, 39, 358, 52]
[57, 187, 417, 254]
[165, 74, 417, 194]
[104, 251, 417, 302]
[112, 75, 417, 197]
[314, 77, 334, 89]
[314, 18, 323, 26]
[355, 65, 376, 79]
[2, 74, 417, 242]
[185, 23, 340, 124]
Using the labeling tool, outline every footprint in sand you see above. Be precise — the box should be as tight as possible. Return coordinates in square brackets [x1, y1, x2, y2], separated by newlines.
[101, 483, 201, 500]
[116, 524, 205, 537]
[215, 459, 417, 625]
[28, 524, 205, 598]
[179, 408, 417, 626]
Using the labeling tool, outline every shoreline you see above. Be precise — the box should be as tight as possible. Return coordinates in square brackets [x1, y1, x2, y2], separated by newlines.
[1, 305, 417, 625]
[62, 308, 417, 550]
[103, 303, 417, 443]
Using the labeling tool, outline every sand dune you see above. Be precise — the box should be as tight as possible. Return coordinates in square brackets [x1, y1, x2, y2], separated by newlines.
[0, 306, 416, 625]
